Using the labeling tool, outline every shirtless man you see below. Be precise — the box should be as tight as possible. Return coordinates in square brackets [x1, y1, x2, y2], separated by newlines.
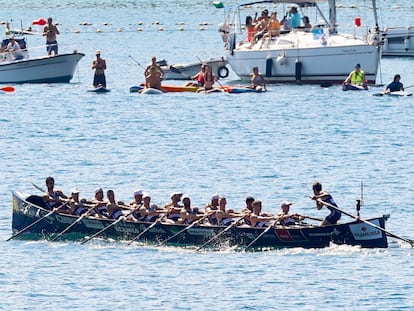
[92, 50, 107, 88]
[145, 65, 162, 90]
[43, 17, 60, 56]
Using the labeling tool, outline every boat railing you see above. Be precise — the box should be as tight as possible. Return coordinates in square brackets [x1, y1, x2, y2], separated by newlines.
[0, 42, 81, 63]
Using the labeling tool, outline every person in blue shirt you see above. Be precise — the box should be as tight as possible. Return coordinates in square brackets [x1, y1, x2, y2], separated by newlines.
[287, 6, 301, 29]
[385, 74, 404, 93]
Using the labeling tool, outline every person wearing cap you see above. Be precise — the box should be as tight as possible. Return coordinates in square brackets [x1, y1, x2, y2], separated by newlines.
[164, 192, 183, 223]
[130, 189, 144, 207]
[287, 6, 301, 29]
[277, 201, 304, 226]
[5, 37, 24, 60]
[343, 63, 368, 89]
[310, 181, 341, 225]
[43, 17, 59, 56]
[42, 176, 68, 210]
[92, 50, 107, 88]
[204, 194, 220, 225]
[68, 188, 94, 216]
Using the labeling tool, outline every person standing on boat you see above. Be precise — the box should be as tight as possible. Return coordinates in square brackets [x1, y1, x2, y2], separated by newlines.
[43, 176, 68, 210]
[43, 17, 60, 56]
[343, 64, 368, 89]
[144, 56, 164, 81]
[385, 74, 404, 93]
[92, 50, 107, 88]
[287, 6, 301, 29]
[310, 181, 341, 226]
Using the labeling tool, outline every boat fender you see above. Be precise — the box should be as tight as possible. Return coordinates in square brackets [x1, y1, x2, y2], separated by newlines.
[217, 66, 229, 79]
[295, 61, 302, 82]
[276, 54, 287, 66]
[265, 57, 273, 77]
[229, 33, 236, 55]
[404, 37, 410, 51]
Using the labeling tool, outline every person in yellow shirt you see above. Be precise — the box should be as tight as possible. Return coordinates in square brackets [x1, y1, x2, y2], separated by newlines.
[343, 63, 368, 89]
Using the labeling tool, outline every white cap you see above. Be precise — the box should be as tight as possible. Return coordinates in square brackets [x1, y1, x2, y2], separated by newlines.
[95, 50, 101, 55]
[94, 187, 103, 195]
[170, 191, 183, 199]
[142, 192, 151, 199]
[280, 200, 293, 207]
[71, 187, 80, 194]
[134, 189, 143, 196]
[211, 194, 219, 200]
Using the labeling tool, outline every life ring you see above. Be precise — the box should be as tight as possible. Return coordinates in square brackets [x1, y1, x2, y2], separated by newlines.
[217, 66, 229, 79]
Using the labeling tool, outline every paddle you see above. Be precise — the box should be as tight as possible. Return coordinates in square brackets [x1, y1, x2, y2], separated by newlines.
[128, 55, 145, 70]
[195, 216, 244, 251]
[158, 214, 208, 245]
[80, 207, 140, 244]
[314, 198, 414, 247]
[6, 202, 69, 241]
[31, 182, 45, 193]
[243, 217, 280, 252]
[0, 86, 15, 92]
[127, 215, 166, 246]
[50, 204, 96, 241]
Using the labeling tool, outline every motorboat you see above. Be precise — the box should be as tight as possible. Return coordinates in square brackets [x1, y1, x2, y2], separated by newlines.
[161, 57, 230, 80]
[381, 26, 414, 57]
[0, 37, 84, 83]
[220, 0, 383, 84]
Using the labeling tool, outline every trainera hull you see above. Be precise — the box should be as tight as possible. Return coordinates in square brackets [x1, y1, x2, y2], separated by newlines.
[0, 52, 84, 83]
[11, 191, 388, 249]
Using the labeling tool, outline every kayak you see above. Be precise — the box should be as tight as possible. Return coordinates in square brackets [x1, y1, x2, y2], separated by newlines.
[342, 83, 367, 91]
[161, 84, 199, 92]
[88, 86, 110, 93]
[140, 88, 163, 95]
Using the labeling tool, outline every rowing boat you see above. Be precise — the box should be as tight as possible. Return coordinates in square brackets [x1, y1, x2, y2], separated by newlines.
[10, 191, 389, 249]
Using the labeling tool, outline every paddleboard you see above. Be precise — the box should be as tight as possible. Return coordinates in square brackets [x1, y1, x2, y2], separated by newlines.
[373, 91, 413, 97]
[140, 88, 163, 95]
[224, 86, 263, 93]
[130, 85, 144, 93]
[342, 83, 367, 91]
[88, 86, 111, 93]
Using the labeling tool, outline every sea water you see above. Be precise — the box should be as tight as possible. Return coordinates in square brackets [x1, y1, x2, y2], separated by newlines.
[1, 1, 414, 310]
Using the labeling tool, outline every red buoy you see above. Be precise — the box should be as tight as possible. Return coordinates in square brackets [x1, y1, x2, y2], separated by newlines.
[355, 16, 361, 27]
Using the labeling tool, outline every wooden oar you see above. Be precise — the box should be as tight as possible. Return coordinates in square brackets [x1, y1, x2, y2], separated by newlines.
[315, 198, 414, 247]
[195, 216, 244, 251]
[127, 215, 166, 246]
[31, 182, 45, 193]
[0, 86, 15, 92]
[80, 207, 140, 244]
[6, 202, 69, 241]
[50, 205, 96, 241]
[243, 217, 279, 252]
[158, 214, 208, 245]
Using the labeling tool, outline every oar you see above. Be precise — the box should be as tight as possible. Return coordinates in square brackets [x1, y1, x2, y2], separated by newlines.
[243, 217, 280, 252]
[80, 207, 140, 244]
[315, 198, 414, 247]
[6, 202, 69, 241]
[195, 216, 244, 251]
[31, 182, 45, 193]
[158, 214, 208, 245]
[0, 86, 15, 92]
[50, 205, 96, 241]
[127, 215, 166, 246]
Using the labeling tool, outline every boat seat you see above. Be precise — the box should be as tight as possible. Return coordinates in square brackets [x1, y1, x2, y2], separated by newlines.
[26, 195, 47, 209]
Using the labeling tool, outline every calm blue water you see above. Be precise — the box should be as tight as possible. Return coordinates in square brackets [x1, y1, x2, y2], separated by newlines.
[1, 1, 414, 310]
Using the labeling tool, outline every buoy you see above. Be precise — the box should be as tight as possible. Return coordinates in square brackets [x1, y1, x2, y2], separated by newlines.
[138, 21, 143, 25]
[117, 28, 123, 32]
[137, 28, 142, 32]
[96, 29, 101, 33]
[178, 26, 184, 31]
[199, 27, 205, 31]
[158, 27, 164, 31]
[74, 29, 80, 33]
[354, 16, 361, 27]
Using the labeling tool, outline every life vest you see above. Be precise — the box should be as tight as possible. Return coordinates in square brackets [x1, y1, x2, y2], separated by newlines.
[351, 70, 365, 85]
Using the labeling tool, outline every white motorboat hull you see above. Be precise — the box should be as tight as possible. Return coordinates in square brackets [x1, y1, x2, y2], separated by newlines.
[0, 52, 84, 83]
[226, 32, 379, 84]
[162, 58, 229, 80]
[381, 27, 414, 57]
